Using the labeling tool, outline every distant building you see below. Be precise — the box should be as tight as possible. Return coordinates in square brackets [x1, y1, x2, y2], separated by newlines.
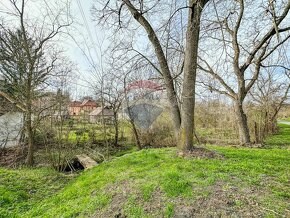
[69, 101, 82, 116]
[33, 91, 70, 121]
[81, 99, 98, 113]
[69, 99, 98, 116]
[0, 95, 23, 148]
[89, 106, 114, 124]
[0, 112, 23, 148]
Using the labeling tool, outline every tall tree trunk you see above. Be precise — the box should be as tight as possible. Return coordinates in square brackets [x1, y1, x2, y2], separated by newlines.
[113, 111, 119, 146]
[123, 0, 208, 150]
[235, 101, 251, 145]
[127, 104, 142, 150]
[25, 109, 34, 165]
[167, 82, 181, 139]
[131, 120, 142, 150]
[178, 0, 203, 151]
[122, 0, 181, 138]
[25, 69, 35, 166]
[254, 122, 260, 144]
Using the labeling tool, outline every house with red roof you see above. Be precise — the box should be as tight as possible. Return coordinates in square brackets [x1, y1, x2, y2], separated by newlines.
[68, 99, 98, 116]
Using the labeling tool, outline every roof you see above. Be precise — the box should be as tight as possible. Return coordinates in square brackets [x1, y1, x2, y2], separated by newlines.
[125, 80, 163, 92]
[81, 99, 97, 107]
[69, 99, 97, 108]
[69, 101, 82, 107]
[89, 107, 114, 116]
[0, 93, 23, 113]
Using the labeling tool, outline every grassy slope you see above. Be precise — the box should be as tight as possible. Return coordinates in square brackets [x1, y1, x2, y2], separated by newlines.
[0, 168, 73, 217]
[1, 147, 289, 218]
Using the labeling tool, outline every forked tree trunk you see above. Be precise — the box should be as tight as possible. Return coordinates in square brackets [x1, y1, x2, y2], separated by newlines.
[235, 101, 251, 145]
[123, 0, 208, 151]
[123, 0, 181, 140]
[178, 0, 203, 151]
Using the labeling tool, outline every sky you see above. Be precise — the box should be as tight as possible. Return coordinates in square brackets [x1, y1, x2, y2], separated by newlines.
[61, 0, 109, 99]
[0, 0, 289, 101]
[0, 0, 107, 99]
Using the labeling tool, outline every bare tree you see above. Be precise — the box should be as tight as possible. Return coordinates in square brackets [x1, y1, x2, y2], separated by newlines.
[93, 0, 210, 151]
[198, 0, 290, 145]
[0, 0, 72, 165]
[95, 72, 124, 146]
[250, 67, 290, 142]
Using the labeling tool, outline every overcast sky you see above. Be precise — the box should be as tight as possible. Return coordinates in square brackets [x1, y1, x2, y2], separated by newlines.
[0, 0, 108, 99]
[1, 0, 289, 101]
[66, 0, 106, 98]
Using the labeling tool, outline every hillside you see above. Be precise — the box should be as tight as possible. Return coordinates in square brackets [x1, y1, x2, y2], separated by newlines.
[1, 146, 289, 218]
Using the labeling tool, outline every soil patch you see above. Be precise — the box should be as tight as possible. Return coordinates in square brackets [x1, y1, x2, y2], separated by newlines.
[0, 146, 25, 167]
[94, 180, 134, 218]
[92, 178, 288, 218]
[173, 181, 261, 217]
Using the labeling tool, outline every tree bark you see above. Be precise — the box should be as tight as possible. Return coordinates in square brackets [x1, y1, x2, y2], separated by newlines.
[122, 0, 208, 151]
[127, 104, 142, 150]
[25, 67, 35, 165]
[254, 122, 260, 144]
[113, 111, 119, 146]
[122, 0, 181, 138]
[178, 0, 203, 151]
[235, 101, 251, 145]
[25, 109, 34, 165]
[131, 120, 142, 150]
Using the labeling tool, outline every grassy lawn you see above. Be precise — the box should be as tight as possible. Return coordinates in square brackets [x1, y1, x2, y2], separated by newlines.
[280, 117, 290, 122]
[0, 168, 74, 217]
[1, 146, 289, 217]
[264, 123, 290, 148]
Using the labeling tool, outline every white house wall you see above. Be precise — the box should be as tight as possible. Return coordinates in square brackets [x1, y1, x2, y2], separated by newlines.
[0, 112, 23, 148]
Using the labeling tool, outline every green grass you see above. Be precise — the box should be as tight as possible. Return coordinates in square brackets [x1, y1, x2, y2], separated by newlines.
[164, 202, 174, 218]
[0, 167, 73, 217]
[264, 123, 290, 148]
[280, 117, 290, 122]
[58, 121, 132, 143]
[50, 121, 116, 142]
[1, 146, 289, 217]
